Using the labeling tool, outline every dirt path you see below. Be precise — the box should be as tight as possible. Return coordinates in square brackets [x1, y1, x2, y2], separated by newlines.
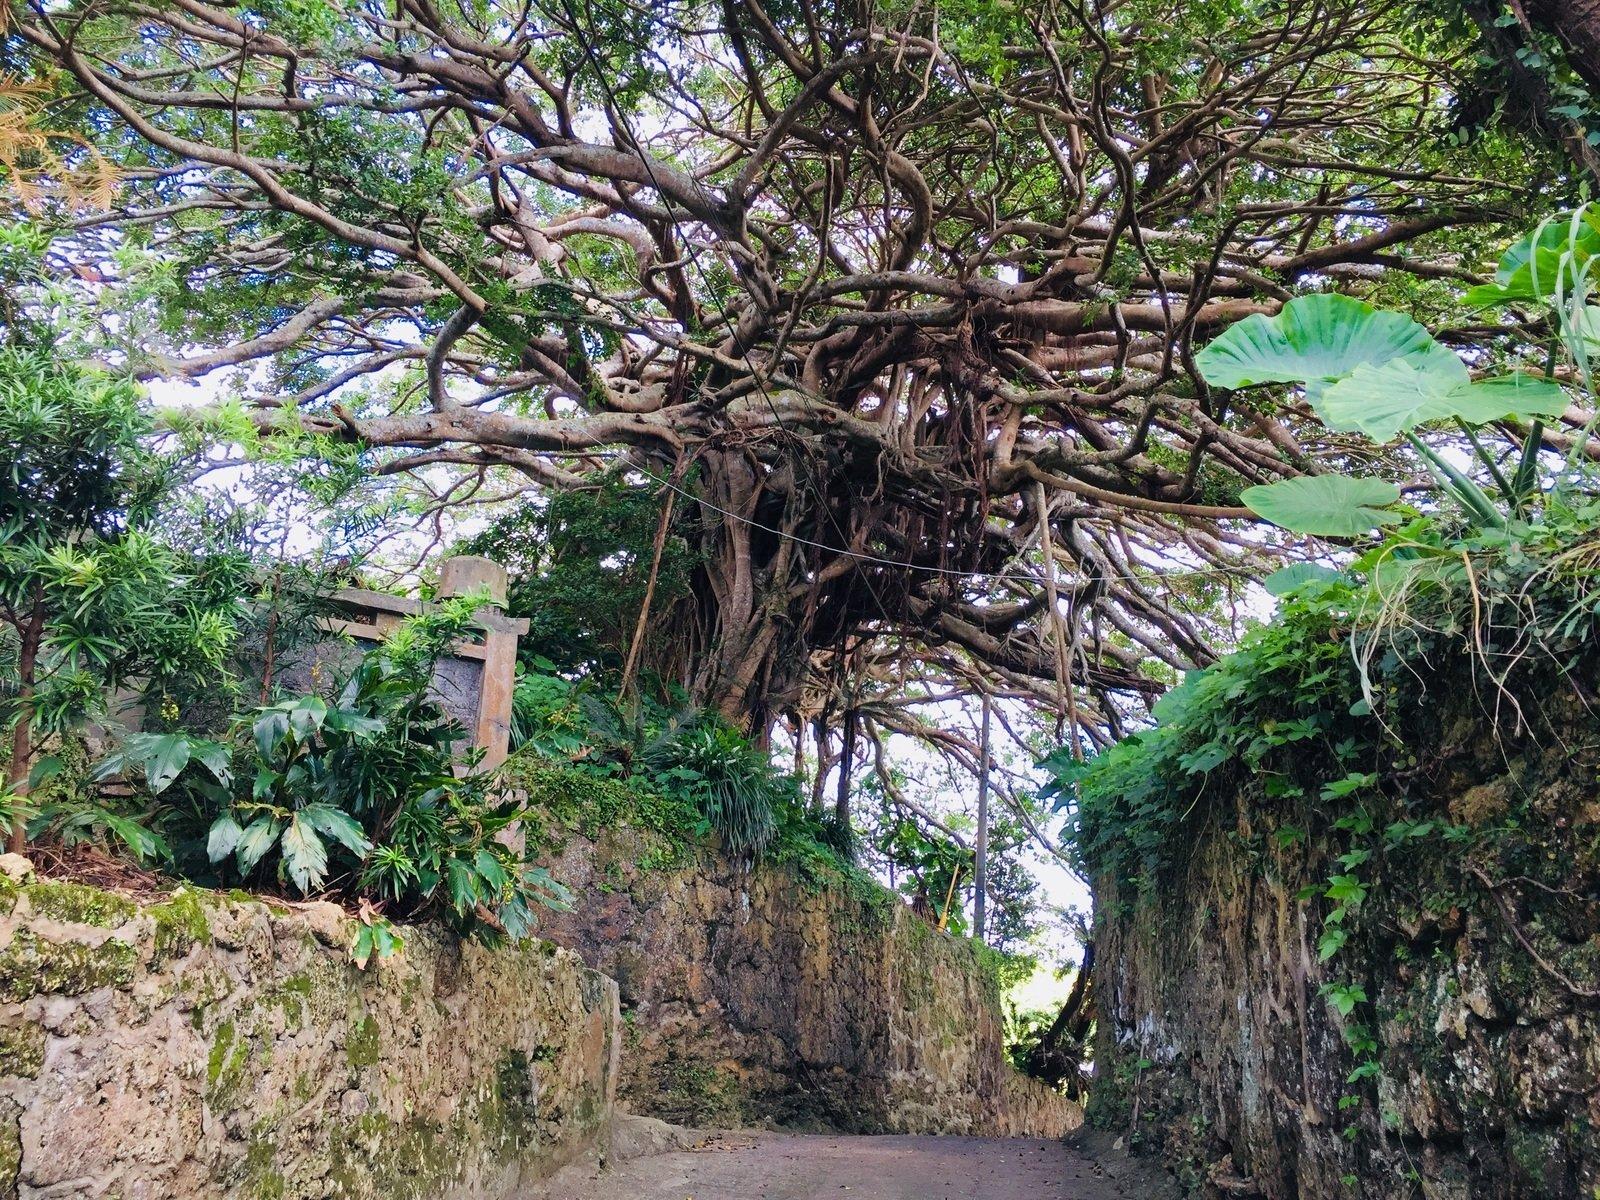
[528, 1131, 1170, 1200]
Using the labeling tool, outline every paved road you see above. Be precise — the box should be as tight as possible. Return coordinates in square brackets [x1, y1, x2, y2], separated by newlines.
[529, 1132, 1162, 1200]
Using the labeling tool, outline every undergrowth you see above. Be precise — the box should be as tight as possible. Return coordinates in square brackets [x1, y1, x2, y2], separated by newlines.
[1048, 508, 1600, 1139]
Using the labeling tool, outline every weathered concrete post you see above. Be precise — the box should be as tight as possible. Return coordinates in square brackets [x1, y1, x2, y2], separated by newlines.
[438, 556, 518, 769]
[311, 555, 527, 769]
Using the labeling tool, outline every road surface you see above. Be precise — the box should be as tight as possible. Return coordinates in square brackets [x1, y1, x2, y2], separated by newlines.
[527, 1131, 1173, 1200]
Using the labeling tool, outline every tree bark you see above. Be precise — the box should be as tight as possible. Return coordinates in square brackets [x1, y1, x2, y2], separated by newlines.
[1024, 942, 1097, 1098]
[1526, 0, 1600, 92]
[5, 594, 45, 854]
[836, 706, 857, 827]
[974, 691, 991, 941]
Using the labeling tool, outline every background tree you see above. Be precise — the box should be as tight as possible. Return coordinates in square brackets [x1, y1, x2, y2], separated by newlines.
[0, 345, 244, 848]
[7, 0, 1590, 866]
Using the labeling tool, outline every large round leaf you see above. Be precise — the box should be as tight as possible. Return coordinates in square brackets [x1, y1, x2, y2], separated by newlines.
[1195, 294, 1461, 397]
[1241, 475, 1403, 537]
[1466, 213, 1600, 307]
[1317, 361, 1568, 442]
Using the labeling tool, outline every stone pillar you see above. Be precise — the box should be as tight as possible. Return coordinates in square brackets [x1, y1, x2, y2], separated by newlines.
[437, 555, 509, 607]
[438, 556, 517, 769]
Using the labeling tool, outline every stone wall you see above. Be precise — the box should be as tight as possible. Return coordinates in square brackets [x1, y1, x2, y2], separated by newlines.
[0, 865, 619, 1199]
[1089, 685, 1600, 1199]
[539, 829, 1080, 1138]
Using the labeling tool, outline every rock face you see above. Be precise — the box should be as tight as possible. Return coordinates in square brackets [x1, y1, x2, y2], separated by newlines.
[540, 830, 1080, 1137]
[1090, 687, 1600, 1199]
[0, 875, 619, 1199]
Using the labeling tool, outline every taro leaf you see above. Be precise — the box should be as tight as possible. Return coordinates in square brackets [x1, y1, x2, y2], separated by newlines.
[1195, 294, 1459, 398]
[235, 815, 282, 874]
[1262, 562, 1344, 596]
[1317, 361, 1567, 442]
[299, 803, 372, 857]
[207, 812, 244, 863]
[1241, 476, 1403, 537]
[1466, 213, 1600, 306]
[280, 815, 328, 894]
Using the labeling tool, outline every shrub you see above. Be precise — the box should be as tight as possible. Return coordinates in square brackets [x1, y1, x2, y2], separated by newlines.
[92, 599, 572, 953]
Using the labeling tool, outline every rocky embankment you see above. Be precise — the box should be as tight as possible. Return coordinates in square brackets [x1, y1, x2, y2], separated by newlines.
[540, 829, 1079, 1138]
[1090, 685, 1600, 1199]
[0, 859, 618, 1199]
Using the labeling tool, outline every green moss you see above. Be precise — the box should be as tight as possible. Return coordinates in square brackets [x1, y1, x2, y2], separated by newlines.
[0, 928, 136, 1001]
[0, 1101, 18, 1200]
[507, 758, 700, 858]
[481, 1050, 537, 1150]
[24, 881, 136, 929]
[269, 973, 315, 1029]
[245, 1136, 286, 1200]
[652, 1055, 745, 1127]
[205, 1018, 251, 1108]
[149, 888, 211, 963]
[0, 1023, 44, 1078]
[327, 1111, 454, 1200]
[346, 1014, 381, 1068]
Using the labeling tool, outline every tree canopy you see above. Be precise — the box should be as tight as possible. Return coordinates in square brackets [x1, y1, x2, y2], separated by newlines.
[5, 0, 1586, 766]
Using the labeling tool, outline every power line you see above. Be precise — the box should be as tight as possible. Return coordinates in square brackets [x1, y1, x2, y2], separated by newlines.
[534, 2, 1274, 605]
[550, 0, 905, 624]
[623, 454, 1272, 590]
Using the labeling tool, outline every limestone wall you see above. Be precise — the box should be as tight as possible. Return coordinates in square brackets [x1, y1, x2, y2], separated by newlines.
[1089, 685, 1600, 1199]
[0, 867, 619, 1199]
[539, 830, 1080, 1138]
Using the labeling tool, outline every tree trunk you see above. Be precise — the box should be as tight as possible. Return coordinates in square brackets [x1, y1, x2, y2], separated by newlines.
[1526, 0, 1600, 92]
[836, 706, 857, 826]
[1024, 942, 1097, 1098]
[974, 691, 991, 941]
[5, 595, 45, 854]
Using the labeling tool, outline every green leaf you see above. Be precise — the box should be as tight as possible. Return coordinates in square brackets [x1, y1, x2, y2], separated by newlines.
[1325, 874, 1369, 906]
[134, 733, 194, 794]
[207, 813, 244, 862]
[351, 917, 404, 970]
[445, 857, 478, 913]
[236, 816, 281, 874]
[189, 740, 234, 786]
[1468, 214, 1600, 306]
[1195, 295, 1458, 398]
[26, 755, 64, 789]
[1326, 983, 1368, 1017]
[1318, 361, 1567, 442]
[1317, 926, 1350, 961]
[280, 815, 328, 894]
[323, 709, 386, 737]
[300, 804, 372, 857]
[1242, 476, 1403, 537]
[1262, 563, 1343, 597]
[103, 812, 169, 863]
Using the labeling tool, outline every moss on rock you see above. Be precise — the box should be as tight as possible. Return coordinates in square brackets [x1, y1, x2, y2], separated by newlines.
[0, 1021, 45, 1079]
[0, 928, 137, 1001]
[345, 1014, 381, 1068]
[25, 881, 137, 929]
[149, 888, 212, 963]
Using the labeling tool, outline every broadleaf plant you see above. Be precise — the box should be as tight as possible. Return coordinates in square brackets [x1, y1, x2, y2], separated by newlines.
[1239, 477, 1405, 538]
[1198, 236, 1586, 537]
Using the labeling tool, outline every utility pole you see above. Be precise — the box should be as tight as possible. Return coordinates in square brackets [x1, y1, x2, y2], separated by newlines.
[973, 689, 991, 942]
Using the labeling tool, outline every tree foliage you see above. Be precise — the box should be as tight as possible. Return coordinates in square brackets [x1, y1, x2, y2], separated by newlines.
[8, 0, 1581, 759]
